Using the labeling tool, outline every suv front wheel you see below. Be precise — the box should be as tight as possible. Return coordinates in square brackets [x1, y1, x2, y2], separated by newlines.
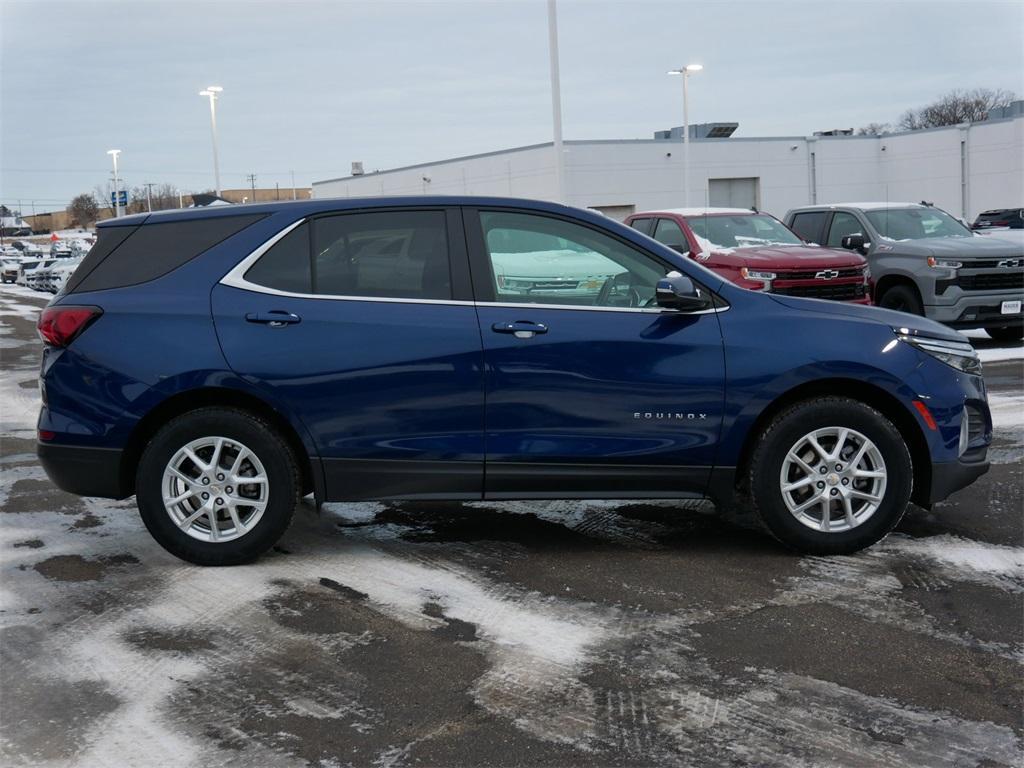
[747, 397, 912, 554]
[136, 407, 301, 565]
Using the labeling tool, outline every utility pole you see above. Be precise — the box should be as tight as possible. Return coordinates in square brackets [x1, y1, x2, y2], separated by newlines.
[547, 0, 565, 203]
[246, 173, 257, 203]
[144, 182, 155, 212]
[291, 170, 297, 200]
[275, 182, 280, 200]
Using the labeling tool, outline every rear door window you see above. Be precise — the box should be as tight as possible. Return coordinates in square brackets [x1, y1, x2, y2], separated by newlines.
[312, 210, 451, 300]
[629, 217, 655, 236]
[826, 212, 865, 247]
[653, 218, 691, 252]
[243, 223, 312, 294]
[789, 211, 827, 244]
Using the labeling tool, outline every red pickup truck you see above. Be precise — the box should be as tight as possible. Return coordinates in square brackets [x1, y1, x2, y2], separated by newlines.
[625, 208, 871, 304]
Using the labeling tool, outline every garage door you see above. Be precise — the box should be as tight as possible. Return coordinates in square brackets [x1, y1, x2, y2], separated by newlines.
[708, 178, 759, 209]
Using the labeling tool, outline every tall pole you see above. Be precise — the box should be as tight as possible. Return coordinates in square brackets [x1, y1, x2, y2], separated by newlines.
[547, 0, 565, 203]
[107, 150, 122, 217]
[290, 170, 297, 200]
[683, 72, 690, 208]
[247, 173, 257, 202]
[200, 87, 223, 196]
[668, 65, 702, 208]
[144, 182, 154, 212]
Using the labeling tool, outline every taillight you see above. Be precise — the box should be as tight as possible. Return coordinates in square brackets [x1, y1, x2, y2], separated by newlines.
[37, 306, 102, 347]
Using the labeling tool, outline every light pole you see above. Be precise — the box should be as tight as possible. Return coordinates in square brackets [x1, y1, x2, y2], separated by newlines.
[199, 86, 223, 196]
[547, 0, 565, 203]
[668, 64, 703, 207]
[107, 149, 122, 217]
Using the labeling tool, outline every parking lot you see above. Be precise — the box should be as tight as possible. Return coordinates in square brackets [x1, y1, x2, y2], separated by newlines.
[1, 282, 1021, 767]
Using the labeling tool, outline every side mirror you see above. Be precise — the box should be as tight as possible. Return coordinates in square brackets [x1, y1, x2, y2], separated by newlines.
[841, 233, 866, 251]
[656, 272, 712, 312]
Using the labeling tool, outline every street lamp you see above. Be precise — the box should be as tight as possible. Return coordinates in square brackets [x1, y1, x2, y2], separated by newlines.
[106, 149, 122, 217]
[668, 64, 703, 207]
[199, 86, 223, 196]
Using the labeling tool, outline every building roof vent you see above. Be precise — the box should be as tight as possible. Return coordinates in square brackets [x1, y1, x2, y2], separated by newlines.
[351, 161, 364, 176]
[654, 122, 738, 140]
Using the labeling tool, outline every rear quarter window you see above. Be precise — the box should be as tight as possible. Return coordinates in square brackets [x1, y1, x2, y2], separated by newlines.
[788, 211, 827, 243]
[629, 217, 655, 236]
[69, 214, 265, 294]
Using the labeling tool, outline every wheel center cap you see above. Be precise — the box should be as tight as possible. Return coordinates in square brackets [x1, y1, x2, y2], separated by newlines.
[826, 473, 840, 486]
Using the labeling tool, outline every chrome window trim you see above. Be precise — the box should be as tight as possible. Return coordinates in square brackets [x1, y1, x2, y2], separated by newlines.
[220, 218, 729, 315]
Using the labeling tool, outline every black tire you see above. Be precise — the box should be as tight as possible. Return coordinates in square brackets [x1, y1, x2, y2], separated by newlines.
[136, 407, 300, 566]
[986, 324, 1024, 342]
[877, 284, 924, 316]
[746, 397, 912, 555]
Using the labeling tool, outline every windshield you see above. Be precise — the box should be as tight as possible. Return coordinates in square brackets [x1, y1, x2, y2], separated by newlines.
[865, 207, 972, 240]
[687, 214, 802, 249]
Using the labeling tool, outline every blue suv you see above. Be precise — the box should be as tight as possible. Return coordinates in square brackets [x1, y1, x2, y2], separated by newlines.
[36, 197, 991, 565]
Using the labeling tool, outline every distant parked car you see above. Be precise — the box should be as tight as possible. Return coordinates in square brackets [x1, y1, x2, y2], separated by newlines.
[15, 259, 41, 286]
[24, 259, 55, 291]
[785, 202, 1024, 342]
[1, 257, 21, 283]
[48, 257, 82, 294]
[625, 208, 871, 304]
[972, 208, 1023, 231]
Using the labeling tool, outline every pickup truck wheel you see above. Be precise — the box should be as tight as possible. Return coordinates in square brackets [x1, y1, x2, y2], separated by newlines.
[136, 407, 300, 566]
[986, 324, 1023, 342]
[877, 284, 923, 316]
[747, 397, 912, 555]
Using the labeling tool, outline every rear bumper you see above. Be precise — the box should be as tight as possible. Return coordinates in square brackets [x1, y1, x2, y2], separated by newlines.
[925, 455, 990, 505]
[37, 442, 129, 499]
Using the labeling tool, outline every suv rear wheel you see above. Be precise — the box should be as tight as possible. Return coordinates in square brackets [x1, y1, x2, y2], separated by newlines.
[986, 324, 1024, 342]
[747, 397, 912, 555]
[136, 407, 300, 565]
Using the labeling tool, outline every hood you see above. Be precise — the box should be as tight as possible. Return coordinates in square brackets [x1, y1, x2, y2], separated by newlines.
[878, 235, 1024, 259]
[768, 294, 965, 342]
[716, 244, 865, 268]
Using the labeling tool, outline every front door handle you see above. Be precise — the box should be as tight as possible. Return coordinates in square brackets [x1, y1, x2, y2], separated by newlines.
[492, 320, 548, 338]
[245, 310, 302, 327]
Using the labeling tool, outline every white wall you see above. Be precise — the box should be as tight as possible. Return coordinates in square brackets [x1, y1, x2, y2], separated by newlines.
[313, 117, 1023, 221]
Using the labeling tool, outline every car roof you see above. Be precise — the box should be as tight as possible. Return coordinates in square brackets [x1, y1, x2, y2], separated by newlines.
[789, 202, 926, 213]
[633, 207, 755, 217]
[96, 195, 595, 228]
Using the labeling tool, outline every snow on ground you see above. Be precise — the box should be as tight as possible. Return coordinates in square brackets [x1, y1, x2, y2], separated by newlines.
[2, 283, 1023, 767]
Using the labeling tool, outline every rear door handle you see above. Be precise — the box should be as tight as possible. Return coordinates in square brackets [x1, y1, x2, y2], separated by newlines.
[491, 320, 548, 338]
[245, 310, 302, 327]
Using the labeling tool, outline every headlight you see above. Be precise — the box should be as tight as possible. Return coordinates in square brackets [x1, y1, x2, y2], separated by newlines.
[897, 331, 981, 375]
[927, 257, 962, 270]
[740, 268, 776, 281]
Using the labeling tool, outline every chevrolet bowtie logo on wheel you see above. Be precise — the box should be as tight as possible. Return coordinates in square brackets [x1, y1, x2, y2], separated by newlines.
[815, 269, 840, 280]
[997, 259, 1023, 269]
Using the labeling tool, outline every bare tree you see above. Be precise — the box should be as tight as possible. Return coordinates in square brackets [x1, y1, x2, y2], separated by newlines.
[856, 122, 893, 136]
[898, 88, 1017, 130]
[67, 194, 100, 227]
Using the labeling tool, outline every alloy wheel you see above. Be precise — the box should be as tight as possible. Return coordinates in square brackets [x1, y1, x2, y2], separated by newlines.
[161, 436, 269, 543]
[779, 426, 887, 533]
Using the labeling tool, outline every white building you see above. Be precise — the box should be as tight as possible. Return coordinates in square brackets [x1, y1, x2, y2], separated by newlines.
[313, 112, 1023, 223]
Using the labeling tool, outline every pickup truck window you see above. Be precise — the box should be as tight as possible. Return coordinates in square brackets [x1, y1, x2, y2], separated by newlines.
[826, 212, 864, 247]
[865, 208, 973, 240]
[689, 214, 802, 250]
[789, 211, 826, 243]
[653, 218, 689, 251]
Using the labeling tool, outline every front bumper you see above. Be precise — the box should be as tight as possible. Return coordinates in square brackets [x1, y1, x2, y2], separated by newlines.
[37, 442, 129, 499]
[925, 456, 990, 505]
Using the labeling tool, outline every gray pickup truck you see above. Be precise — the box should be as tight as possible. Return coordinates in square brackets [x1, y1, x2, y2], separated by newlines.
[785, 202, 1024, 341]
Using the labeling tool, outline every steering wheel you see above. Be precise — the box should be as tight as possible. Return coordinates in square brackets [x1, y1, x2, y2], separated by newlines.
[596, 272, 641, 308]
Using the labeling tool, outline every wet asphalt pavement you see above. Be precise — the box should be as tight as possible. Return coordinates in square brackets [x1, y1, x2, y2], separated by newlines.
[1, 284, 1021, 768]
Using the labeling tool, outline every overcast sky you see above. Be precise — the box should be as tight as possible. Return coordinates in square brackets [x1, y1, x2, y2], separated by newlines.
[2, 0, 1022, 210]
